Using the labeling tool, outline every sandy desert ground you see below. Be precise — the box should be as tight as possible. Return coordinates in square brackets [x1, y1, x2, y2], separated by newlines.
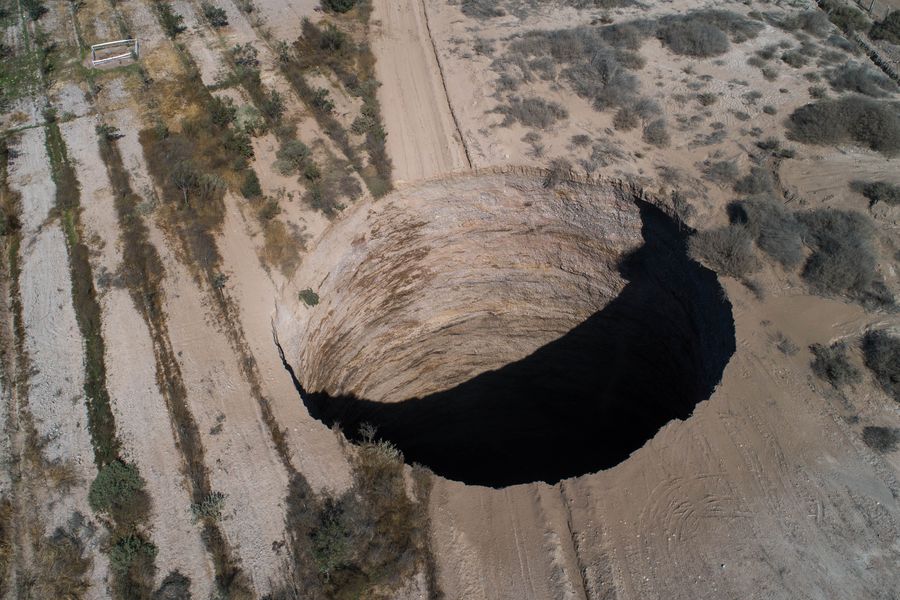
[1, 0, 899, 598]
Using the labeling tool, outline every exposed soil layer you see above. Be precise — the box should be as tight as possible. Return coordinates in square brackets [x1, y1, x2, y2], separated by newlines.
[289, 172, 735, 486]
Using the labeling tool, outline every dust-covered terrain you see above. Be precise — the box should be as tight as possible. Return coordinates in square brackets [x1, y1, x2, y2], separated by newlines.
[1, 0, 900, 598]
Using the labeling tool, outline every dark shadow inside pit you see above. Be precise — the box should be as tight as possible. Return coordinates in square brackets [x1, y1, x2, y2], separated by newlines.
[280, 201, 736, 487]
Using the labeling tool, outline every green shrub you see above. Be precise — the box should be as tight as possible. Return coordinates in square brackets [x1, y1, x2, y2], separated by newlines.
[21, 0, 46, 20]
[209, 96, 236, 127]
[109, 534, 157, 573]
[869, 10, 900, 44]
[190, 491, 226, 523]
[810, 341, 861, 387]
[862, 330, 900, 402]
[154, 1, 186, 38]
[201, 1, 228, 27]
[787, 97, 900, 155]
[688, 225, 760, 279]
[322, 0, 355, 12]
[299, 288, 320, 306]
[89, 461, 148, 521]
[241, 171, 262, 199]
[310, 498, 351, 577]
[862, 426, 900, 453]
[819, 0, 869, 32]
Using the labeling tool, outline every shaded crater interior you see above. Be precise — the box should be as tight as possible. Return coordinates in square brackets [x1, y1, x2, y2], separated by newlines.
[288, 173, 735, 487]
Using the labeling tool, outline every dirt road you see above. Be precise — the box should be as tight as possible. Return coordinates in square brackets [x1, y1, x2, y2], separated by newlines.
[370, 0, 469, 183]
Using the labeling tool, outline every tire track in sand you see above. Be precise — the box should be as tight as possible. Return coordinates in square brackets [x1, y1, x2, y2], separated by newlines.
[371, 0, 470, 183]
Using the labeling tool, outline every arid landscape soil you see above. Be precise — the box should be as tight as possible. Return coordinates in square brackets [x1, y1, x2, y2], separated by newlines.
[1, 0, 900, 598]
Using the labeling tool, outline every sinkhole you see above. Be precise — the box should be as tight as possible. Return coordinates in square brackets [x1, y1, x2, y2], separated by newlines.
[284, 172, 735, 487]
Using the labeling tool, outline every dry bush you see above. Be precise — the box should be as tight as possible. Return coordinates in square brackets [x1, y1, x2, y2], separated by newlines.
[23, 525, 92, 599]
[810, 341, 861, 387]
[733, 166, 774, 195]
[703, 160, 739, 185]
[642, 119, 670, 147]
[729, 197, 805, 268]
[0, 498, 10, 597]
[153, 571, 192, 599]
[869, 10, 900, 44]
[798, 208, 877, 296]
[460, 0, 504, 18]
[494, 96, 568, 128]
[787, 97, 900, 155]
[688, 225, 761, 279]
[781, 49, 808, 68]
[502, 26, 645, 111]
[819, 0, 869, 33]
[774, 9, 833, 37]
[862, 426, 900, 453]
[826, 62, 897, 97]
[862, 330, 900, 402]
[852, 180, 900, 206]
[656, 10, 763, 57]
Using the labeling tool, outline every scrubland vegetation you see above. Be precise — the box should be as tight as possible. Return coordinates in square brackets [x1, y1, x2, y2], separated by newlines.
[810, 341, 861, 388]
[862, 330, 900, 402]
[788, 96, 900, 155]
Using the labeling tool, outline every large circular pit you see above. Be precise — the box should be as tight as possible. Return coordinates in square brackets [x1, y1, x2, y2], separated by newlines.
[289, 171, 735, 487]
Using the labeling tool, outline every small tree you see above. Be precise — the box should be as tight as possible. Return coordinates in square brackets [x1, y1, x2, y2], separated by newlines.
[322, 0, 356, 13]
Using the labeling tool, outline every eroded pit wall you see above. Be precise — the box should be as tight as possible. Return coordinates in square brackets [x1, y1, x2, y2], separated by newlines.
[286, 170, 735, 486]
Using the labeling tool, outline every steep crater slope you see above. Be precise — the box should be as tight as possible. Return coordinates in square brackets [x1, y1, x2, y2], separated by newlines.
[288, 171, 735, 486]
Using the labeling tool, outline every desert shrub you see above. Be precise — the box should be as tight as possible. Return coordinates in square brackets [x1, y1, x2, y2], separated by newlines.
[153, 571, 192, 600]
[781, 50, 808, 68]
[810, 341, 861, 387]
[461, 0, 504, 18]
[310, 498, 352, 576]
[275, 139, 312, 175]
[658, 20, 729, 57]
[763, 105, 777, 115]
[191, 492, 226, 523]
[819, 0, 869, 32]
[697, 92, 718, 106]
[703, 160, 739, 185]
[231, 42, 259, 68]
[201, 1, 228, 27]
[688, 225, 760, 278]
[862, 330, 900, 402]
[600, 21, 651, 50]
[109, 534, 157, 574]
[299, 288, 320, 306]
[88, 461, 149, 524]
[854, 180, 900, 206]
[656, 10, 762, 57]
[321, 0, 356, 13]
[780, 9, 833, 37]
[494, 96, 568, 128]
[259, 90, 285, 123]
[761, 66, 779, 81]
[241, 171, 262, 199]
[570, 133, 591, 147]
[169, 163, 226, 208]
[310, 88, 334, 113]
[862, 426, 900, 453]
[208, 96, 236, 127]
[827, 61, 897, 97]
[798, 208, 877, 295]
[733, 166, 774, 195]
[21, 0, 46, 20]
[729, 197, 805, 268]
[869, 10, 900, 44]
[543, 158, 572, 188]
[504, 27, 644, 111]
[787, 97, 900, 155]
[28, 526, 92, 598]
[642, 119, 670, 147]
[613, 106, 639, 130]
[154, 1, 185, 38]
